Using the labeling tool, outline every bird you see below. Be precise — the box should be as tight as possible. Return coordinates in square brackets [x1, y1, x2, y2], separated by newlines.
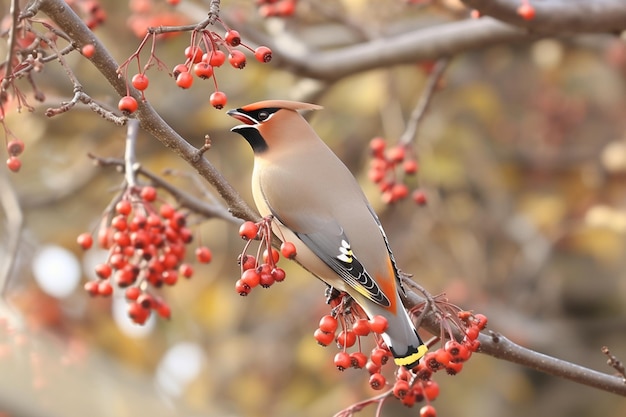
[227, 100, 428, 368]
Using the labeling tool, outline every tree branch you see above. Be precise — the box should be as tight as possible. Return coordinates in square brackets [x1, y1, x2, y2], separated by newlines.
[462, 0, 626, 33]
[238, 17, 531, 81]
[402, 283, 626, 397]
[36, 0, 260, 223]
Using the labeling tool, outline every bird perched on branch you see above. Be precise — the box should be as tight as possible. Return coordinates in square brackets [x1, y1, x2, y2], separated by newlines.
[228, 100, 427, 368]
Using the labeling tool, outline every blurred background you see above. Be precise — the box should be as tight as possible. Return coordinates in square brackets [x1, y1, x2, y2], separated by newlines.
[1, 0, 626, 416]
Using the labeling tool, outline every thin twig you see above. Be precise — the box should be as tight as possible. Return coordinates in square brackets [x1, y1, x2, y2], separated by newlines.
[398, 58, 449, 146]
[88, 154, 237, 223]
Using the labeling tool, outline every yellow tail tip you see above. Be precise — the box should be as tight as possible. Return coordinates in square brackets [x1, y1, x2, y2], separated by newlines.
[393, 344, 428, 368]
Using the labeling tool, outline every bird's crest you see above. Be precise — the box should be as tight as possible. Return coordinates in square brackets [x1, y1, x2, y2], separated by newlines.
[240, 100, 323, 113]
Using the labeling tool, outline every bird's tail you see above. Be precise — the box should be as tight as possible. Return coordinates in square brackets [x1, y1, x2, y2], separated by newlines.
[381, 302, 428, 369]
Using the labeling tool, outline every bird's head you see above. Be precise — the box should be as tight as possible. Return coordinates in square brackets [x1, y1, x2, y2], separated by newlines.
[227, 100, 322, 154]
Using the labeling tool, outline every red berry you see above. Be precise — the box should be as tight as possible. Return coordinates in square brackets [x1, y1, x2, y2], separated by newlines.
[271, 267, 286, 282]
[370, 137, 386, 157]
[368, 315, 388, 334]
[97, 281, 113, 296]
[77, 233, 93, 250]
[387, 146, 406, 163]
[235, 279, 251, 296]
[128, 301, 150, 325]
[412, 189, 427, 206]
[115, 200, 132, 215]
[159, 204, 175, 219]
[370, 347, 390, 366]
[474, 313, 488, 330]
[391, 183, 409, 201]
[81, 44, 95, 58]
[365, 360, 381, 375]
[465, 325, 480, 341]
[172, 63, 188, 78]
[131, 73, 149, 91]
[350, 352, 368, 369]
[280, 241, 297, 259]
[352, 319, 370, 336]
[423, 380, 440, 401]
[184, 46, 203, 63]
[254, 46, 272, 63]
[210, 91, 227, 109]
[240, 254, 257, 271]
[125, 286, 141, 301]
[224, 30, 241, 47]
[175, 71, 193, 89]
[206, 50, 226, 67]
[318, 314, 338, 333]
[420, 405, 437, 417]
[445, 360, 463, 375]
[336, 330, 356, 348]
[179, 263, 193, 278]
[239, 221, 259, 240]
[517, 3, 536, 21]
[195, 246, 212, 263]
[155, 301, 171, 319]
[84, 281, 99, 296]
[263, 248, 279, 264]
[118, 96, 138, 114]
[6, 156, 21, 172]
[435, 348, 452, 367]
[193, 62, 214, 79]
[7, 139, 24, 156]
[228, 50, 246, 69]
[140, 186, 157, 202]
[259, 269, 274, 287]
[333, 351, 351, 371]
[94, 263, 112, 279]
[392, 379, 410, 399]
[313, 328, 334, 346]
[241, 268, 261, 288]
[403, 159, 418, 174]
[368, 373, 386, 390]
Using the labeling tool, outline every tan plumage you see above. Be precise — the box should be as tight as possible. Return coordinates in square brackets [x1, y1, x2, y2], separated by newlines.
[228, 100, 427, 368]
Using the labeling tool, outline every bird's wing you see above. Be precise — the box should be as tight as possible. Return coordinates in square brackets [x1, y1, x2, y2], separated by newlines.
[295, 227, 392, 308]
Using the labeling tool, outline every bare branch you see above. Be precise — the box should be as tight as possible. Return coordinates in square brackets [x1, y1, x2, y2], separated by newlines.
[462, 0, 626, 33]
[89, 154, 238, 224]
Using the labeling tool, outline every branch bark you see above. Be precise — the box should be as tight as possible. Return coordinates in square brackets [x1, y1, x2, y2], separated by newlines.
[462, 0, 626, 33]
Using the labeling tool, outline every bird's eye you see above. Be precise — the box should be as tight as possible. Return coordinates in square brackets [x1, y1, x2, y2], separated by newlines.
[257, 111, 270, 121]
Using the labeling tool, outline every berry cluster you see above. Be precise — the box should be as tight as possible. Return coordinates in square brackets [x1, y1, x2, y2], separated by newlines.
[369, 137, 427, 205]
[77, 185, 212, 324]
[116, 20, 273, 114]
[321, 294, 488, 417]
[313, 296, 393, 376]
[234, 217, 296, 295]
[5, 138, 25, 172]
[256, 0, 297, 18]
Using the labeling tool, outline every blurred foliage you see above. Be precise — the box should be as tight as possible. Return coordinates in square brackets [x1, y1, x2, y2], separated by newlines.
[1, 1, 626, 417]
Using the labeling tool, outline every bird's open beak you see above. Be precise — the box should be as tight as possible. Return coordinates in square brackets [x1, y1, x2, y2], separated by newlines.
[226, 109, 257, 126]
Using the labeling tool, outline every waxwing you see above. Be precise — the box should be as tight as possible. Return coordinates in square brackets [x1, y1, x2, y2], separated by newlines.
[228, 100, 427, 368]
